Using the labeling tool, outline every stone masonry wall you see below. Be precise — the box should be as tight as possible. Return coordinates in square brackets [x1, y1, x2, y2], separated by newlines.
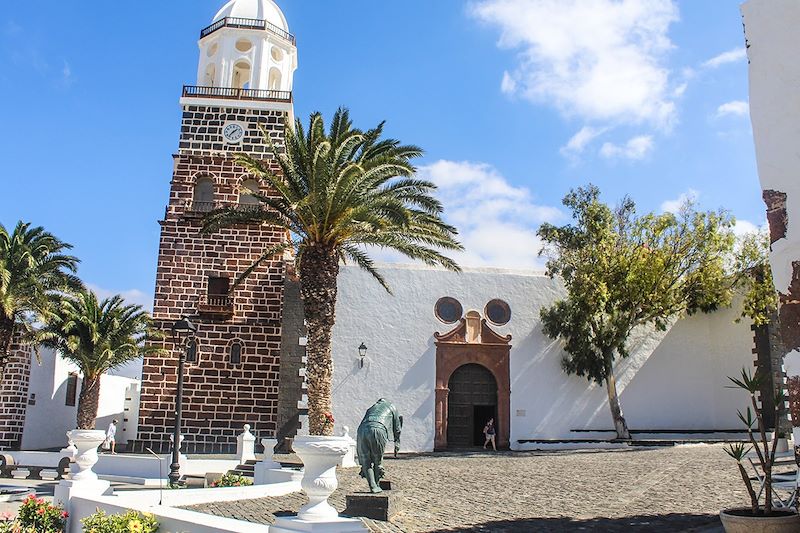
[0, 336, 31, 450]
[132, 101, 290, 454]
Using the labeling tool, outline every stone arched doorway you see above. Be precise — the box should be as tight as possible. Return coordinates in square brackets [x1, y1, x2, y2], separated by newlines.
[434, 316, 511, 450]
[447, 364, 498, 447]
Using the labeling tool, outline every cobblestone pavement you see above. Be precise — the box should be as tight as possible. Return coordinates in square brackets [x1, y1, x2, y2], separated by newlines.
[188, 444, 757, 532]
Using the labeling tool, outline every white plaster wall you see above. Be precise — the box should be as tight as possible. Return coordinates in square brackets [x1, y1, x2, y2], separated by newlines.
[21, 349, 140, 450]
[330, 264, 755, 452]
[742, 0, 800, 375]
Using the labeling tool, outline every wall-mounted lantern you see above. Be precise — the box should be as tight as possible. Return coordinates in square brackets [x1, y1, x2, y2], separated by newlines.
[358, 342, 368, 368]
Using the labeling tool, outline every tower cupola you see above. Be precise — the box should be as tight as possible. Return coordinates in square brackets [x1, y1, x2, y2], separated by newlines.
[195, 0, 297, 95]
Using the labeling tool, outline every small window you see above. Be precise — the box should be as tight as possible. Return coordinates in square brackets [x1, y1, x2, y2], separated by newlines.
[239, 178, 261, 206]
[186, 339, 198, 364]
[65, 373, 78, 407]
[268, 67, 282, 90]
[207, 42, 219, 57]
[230, 342, 243, 365]
[485, 299, 511, 326]
[271, 47, 284, 62]
[208, 277, 230, 296]
[435, 297, 463, 324]
[193, 177, 215, 212]
[232, 60, 252, 90]
[235, 39, 253, 53]
[204, 64, 216, 87]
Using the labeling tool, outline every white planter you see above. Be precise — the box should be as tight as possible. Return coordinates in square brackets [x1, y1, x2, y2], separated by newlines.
[293, 435, 350, 521]
[68, 430, 106, 482]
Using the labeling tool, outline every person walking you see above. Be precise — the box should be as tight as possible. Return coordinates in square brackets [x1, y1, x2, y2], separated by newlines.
[105, 419, 118, 454]
[483, 418, 496, 451]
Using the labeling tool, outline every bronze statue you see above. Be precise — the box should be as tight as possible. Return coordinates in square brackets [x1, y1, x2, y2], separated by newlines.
[356, 399, 402, 493]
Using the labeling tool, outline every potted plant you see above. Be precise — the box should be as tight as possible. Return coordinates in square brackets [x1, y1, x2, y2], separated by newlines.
[722, 368, 800, 532]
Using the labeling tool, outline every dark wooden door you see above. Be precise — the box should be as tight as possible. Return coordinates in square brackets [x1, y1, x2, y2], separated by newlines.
[447, 364, 497, 447]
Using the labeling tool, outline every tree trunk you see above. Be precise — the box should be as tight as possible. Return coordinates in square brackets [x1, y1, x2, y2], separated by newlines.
[298, 245, 340, 436]
[76, 375, 101, 430]
[0, 318, 15, 388]
[605, 371, 631, 440]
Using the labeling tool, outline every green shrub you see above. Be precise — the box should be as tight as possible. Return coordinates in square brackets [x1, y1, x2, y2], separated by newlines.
[14, 495, 67, 533]
[81, 509, 159, 533]
[210, 473, 253, 488]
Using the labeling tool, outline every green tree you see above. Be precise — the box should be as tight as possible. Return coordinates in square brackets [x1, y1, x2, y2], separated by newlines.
[0, 222, 80, 384]
[205, 108, 462, 435]
[731, 229, 778, 327]
[38, 290, 162, 429]
[538, 186, 735, 439]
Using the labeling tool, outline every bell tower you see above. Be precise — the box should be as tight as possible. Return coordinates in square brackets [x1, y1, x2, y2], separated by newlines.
[132, 0, 298, 454]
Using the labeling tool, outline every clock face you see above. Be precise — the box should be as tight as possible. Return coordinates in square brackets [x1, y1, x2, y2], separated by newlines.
[223, 122, 245, 144]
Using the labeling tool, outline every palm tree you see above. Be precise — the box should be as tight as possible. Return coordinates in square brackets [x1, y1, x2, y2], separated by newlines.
[0, 221, 80, 384]
[205, 108, 462, 435]
[38, 290, 163, 429]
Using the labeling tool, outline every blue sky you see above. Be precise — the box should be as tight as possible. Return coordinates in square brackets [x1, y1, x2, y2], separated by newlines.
[0, 1, 760, 308]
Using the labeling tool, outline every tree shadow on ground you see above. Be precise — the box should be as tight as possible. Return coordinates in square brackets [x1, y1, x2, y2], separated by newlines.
[424, 513, 720, 532]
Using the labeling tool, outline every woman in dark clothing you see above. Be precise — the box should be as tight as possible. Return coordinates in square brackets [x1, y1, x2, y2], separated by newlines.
[483, 418, 496, 451]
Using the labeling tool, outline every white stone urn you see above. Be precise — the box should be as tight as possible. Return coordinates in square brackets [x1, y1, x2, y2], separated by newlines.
[293, 435, 350, 521]
[67, 429, 105, 482]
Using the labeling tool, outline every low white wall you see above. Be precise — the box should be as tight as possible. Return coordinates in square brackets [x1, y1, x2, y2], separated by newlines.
[21, 349, 140, 450]
[330, 264, 756, 452]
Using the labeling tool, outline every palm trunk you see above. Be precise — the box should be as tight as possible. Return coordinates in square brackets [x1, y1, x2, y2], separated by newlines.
[605, 371, 631, 440]
[0, 318, 15, 388]
[299, 245, 340, 436]
[76, 375, 101, 430]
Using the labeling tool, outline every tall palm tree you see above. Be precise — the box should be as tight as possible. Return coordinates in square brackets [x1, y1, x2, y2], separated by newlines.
[38, 290, 163, 429]
[205, 108, 462, 435]
[0, 221, 80, 384]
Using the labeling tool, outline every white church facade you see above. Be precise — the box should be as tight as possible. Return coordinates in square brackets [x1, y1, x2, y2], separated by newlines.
[4, 0, 766, 454]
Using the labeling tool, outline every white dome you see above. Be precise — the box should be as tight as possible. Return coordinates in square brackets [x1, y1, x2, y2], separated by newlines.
[213, 0, 288, 31]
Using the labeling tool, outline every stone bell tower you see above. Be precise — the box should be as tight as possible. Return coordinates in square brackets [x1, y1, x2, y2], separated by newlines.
[132, 0, 299, 454]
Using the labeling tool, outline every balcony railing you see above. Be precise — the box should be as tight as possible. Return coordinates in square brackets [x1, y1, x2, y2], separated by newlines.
[183, 85, 292, 103]
[198, 294, 234, 316]
[200, 17, 296, 44]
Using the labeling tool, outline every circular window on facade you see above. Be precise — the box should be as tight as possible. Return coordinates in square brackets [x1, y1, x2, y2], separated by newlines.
[485, 299, 511, 326]
[236, 39, 254, 53]
[271, 47, 284, 62]
[207, 43, 219, 57]
[435, 297, 463, 324]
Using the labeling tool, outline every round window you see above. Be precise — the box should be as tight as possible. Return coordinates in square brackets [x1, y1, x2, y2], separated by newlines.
[207, 43, 219, 57]
[236, 39, 253, 53]
[271, 47, 284, 62]
[435, 297, 463, 324]
[485, 299, 511, 326]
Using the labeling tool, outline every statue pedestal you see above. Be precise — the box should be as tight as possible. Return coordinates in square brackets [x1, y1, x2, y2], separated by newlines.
[271, 516, 367, 533]
[344, 485, 402, 522]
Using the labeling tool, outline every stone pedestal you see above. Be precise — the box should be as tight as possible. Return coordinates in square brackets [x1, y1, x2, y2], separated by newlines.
[339, 427, 358, 469]
[237, 424, 257, 463]
[344, 490, 402, 522]
[271, 516, 367, 533]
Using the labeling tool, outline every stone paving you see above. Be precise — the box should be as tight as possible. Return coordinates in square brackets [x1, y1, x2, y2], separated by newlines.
[189, 443, 761, 532]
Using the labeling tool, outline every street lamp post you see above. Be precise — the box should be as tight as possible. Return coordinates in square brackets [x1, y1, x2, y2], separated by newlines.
[169, 316, 196, 486]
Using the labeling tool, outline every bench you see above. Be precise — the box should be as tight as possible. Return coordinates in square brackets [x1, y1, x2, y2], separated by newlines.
[0, 454, 71, 481]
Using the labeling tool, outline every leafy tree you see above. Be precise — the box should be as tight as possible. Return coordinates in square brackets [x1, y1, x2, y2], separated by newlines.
[0, 222, 80, 385]
[538, 186, 735, 439]
[730, 229, 778, 326]
[205, 108, 462, 435]
[38, 290, 162, 429]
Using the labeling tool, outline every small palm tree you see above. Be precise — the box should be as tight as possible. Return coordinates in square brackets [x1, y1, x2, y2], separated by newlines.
[205, 108, 462, 435]
[38, 290, 163, 429]
[0, 221, 80, 384]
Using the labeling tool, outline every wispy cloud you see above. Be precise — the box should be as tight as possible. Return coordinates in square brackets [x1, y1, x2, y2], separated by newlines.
[599, 135, 654, 160]
[471, 0, 680, 130]
[702, 47, 746, 69]
[660, 189, 699, 213]
[716, 100, 749, 118]
[413, 160, 562, 269]
[86, 284, 153, 312]
[560, 126, 608, 158]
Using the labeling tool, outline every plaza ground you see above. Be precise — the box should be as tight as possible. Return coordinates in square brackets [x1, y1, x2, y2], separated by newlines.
[189, 443, 751, 532]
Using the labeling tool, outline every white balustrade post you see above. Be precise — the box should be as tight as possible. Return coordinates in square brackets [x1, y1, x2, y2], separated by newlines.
[237, 424, 256, 463]
[339, 426, 358, 468]
[254, 437, 281, 485]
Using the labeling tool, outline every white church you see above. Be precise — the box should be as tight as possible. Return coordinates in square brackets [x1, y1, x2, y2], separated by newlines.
[7, 0, 764, 454]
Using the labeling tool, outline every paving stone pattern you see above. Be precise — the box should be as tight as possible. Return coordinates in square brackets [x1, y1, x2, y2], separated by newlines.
[189, 444, 754, 532]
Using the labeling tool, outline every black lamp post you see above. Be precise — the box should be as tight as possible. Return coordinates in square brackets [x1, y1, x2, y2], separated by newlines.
[169, 316, 196, 486]
[358, 342, 368, 368]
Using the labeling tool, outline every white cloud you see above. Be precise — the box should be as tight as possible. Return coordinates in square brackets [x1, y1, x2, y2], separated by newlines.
[560, 126, 608, 158]
[86, 284, 153, 312]
[599, 135, 654, 160]
[702, 47, 746, 69]
[732, 219, 763, 238]
[413, 160, 563, 269]
[660, 189, 699, 213]
[716, 100, 749, 118]
[471, 0, 680, 129]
